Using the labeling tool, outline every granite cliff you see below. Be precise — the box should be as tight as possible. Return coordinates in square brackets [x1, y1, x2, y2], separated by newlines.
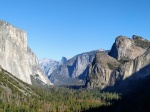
[108, 35, 147, 61]
[49, 50, 100, 85]
[86, 35, 150, 89]
[60, 57, 68, 64]
[0, 20, 52, 85]
[86, 52, 120, 89]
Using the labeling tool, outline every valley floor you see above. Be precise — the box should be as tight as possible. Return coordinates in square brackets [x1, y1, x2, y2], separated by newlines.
[1, 67, 150, 112]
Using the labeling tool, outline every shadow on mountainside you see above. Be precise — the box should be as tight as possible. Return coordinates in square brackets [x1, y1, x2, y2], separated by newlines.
[103, 63, 150, 93]
[78, 66, 89, 80]
[84, 64, 150, 112]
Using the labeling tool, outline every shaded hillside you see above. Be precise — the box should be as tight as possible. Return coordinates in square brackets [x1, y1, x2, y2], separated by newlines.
[0, 66, 37, 96]
[84, 35, 150, 112]
[85, 74, 150, 112]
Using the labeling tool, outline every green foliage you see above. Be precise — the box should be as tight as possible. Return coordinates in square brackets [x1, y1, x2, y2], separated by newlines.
[0, 68, 120, 112]
[0, 85, 119, 111]
[134, 38, 150, 49]
[86, 75, 150, 112]
[119, 59, 128, 64]
[107, 62, 120, 70]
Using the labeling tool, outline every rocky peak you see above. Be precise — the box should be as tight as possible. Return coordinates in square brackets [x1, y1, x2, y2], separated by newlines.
[109, 35, 147, 61]
[49, 50, 98, 85]
[132, 35, 145, 40]
[86, 52, 120, 89]
[132, 35, 150, 49]
[86, 35, 150, 89]
[60, 56, 68, 64]
[0, 20, 52, 85]
[94, 52, 119, 66]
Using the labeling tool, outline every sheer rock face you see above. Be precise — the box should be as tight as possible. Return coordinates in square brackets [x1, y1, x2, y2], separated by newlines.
[116, 48, 150, 80]
[0, 20, 52, 85]
[109, 36, 147, 61]
[109, 48, 150, 87]
[86, 35, 150, 89]
[49, 51, 98, 85]
[86, 52, 120, 89]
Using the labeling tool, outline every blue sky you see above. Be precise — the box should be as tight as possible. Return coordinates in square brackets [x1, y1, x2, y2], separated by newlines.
[1, 0, 150, 60]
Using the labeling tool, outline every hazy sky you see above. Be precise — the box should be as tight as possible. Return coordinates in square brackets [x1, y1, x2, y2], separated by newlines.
[1, 0, 150, 60]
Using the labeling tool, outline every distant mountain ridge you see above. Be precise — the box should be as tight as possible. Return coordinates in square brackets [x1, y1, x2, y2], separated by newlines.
[39, 58, 60, 76]
[48, 50, 109, 85]
[39, 35, 150, 89]
[39, 56, 69, 76]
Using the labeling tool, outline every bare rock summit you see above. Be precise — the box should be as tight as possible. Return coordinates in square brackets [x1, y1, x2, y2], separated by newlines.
[0, 20, 53, 85]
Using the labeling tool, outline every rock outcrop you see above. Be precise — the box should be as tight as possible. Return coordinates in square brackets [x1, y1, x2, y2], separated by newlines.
[60, 57, 68, 64]
[86, 35, 150, 89]
[112, 47, 150, 81]
[109, 35, 147, 61]
[86, 52, 120, 89]
[0, 20, 52, 85]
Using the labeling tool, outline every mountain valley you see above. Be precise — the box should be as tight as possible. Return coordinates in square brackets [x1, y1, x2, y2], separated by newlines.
[1, 20, 150, 111]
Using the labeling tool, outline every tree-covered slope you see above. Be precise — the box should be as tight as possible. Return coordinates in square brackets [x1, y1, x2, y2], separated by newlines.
[0, 66, 119, 112]
[85, 74, 150, 112]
